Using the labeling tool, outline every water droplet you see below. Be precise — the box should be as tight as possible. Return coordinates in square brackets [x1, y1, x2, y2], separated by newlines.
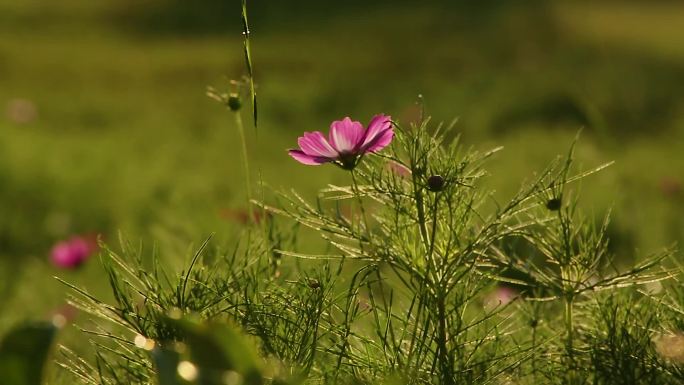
[134, 335, 146, 348]
[174, 341, 188, 354]
[133, 334, 156, 350]
[52, 314, 67, 329]
[223, 370, 243, 385]
[177, 361, 199, 381]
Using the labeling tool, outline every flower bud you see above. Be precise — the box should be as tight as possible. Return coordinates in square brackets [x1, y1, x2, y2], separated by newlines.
[427, 175, 445, 192]
[546, 197, 562, 211]
[227, 93, 241, 111]
[307, 279, 321, 289]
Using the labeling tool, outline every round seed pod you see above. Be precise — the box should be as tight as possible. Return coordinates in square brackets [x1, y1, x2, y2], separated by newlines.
[307, 279, 321, 289]
[427, 175, 445, 192]
[546, 197, 562, 211]
[228, 94, 241, 111]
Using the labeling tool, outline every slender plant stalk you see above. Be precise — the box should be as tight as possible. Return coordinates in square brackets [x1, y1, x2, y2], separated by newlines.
[350, 170, 370, 241]
[234, 110, 253, 220]
[241, 0, 257, 130]
[412, 176, 430, 249]
[239, 0, 271, 245]
[425, 188, 451, 383]
[558, 204, 576, 366]
[564, 295, 575, 364]
[426, 195, 441, 283]
[531, 324, 537, 378]
[436, 291, 453, 385]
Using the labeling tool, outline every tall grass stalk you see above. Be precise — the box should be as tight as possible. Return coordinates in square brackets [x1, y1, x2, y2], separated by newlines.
[233, 107, 253, 220]
[241, 0, 257, 130]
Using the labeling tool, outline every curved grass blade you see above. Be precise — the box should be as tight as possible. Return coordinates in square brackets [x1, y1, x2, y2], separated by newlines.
[241, 0, 257, 130]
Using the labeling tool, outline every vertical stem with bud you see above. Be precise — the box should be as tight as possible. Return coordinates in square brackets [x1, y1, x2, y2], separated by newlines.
[557, 206, 576, 366]
[241, 0, 257, 130]
[350, 170, 370, 243]
[412, 175, 430, 250]
[233, 108, 253, 221]
[427, 176, 452, 385]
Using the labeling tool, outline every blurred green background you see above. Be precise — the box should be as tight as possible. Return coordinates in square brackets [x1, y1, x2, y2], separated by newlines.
[0, 0, 683, 343]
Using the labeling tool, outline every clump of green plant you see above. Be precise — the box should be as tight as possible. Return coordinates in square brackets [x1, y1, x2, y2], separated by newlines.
[57, 108, 680, 384]
[493, 142, 674, 384]
[53, 1, 682, 384]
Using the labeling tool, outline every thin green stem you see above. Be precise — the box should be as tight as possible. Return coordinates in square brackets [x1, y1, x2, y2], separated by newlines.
[427, 194, 441, 282]
[424, 193, 451, 384]
[350, 170, 370, 242]
[234, 110, 253, 220]
[437, 292, 453, 385]
[413, 179, 430, 250]
[531, 325, 537, 377]
[241, 0, 257, 129]
[564, 295, 575, 364]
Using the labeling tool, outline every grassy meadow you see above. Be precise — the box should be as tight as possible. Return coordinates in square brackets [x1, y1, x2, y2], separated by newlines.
[0, 0, 683, 382]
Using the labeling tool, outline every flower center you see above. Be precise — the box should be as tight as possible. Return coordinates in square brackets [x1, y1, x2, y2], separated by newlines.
[337, 152, 358, 170]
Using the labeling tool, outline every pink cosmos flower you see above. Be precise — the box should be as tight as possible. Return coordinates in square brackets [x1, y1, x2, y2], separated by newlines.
[5, 98, 38, 125]
[484, 285, 519, 310]
[50, 235, 98, 269]
[288, 114, 393, 170]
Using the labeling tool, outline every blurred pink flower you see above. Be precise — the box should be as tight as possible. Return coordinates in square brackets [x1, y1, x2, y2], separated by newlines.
[484, 285, 519, 309]
[494, 286, 519, 305]
[288, 114, 393, 170]
[50, 235, 98, 269]
[399, 102, 422, 127]
[660, 177, 682, 198]
[219, 208, 270, 225]
[387, 161, 411, 177]
[5, 98, 38, 124]
[50, 303, 78, 328]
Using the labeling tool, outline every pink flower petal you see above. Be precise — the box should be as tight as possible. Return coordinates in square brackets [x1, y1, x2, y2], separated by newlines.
[388, 161, 411, 177]
[51, 241, 81, 268]
[298, 131, 338, 158]
[329, 117, 364, 153]
[365, 128, 394, 153]
[69, 238, 90, 258]
[360, 114, 392, 151]
[288, 149, 330, 165]
[50, 235, 98, 269]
